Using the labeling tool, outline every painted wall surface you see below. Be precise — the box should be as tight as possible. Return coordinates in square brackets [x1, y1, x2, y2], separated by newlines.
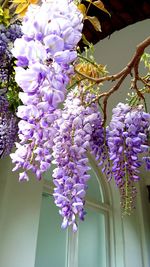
[0, 157, 43, 267]
[0, 19, 150, 267]
[94, 20, 150, 121]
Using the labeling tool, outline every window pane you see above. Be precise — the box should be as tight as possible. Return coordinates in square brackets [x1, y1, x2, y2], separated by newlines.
[35, 195, 67, 267]
[78, 206, 106, 267]
[86, 169, 104, 203]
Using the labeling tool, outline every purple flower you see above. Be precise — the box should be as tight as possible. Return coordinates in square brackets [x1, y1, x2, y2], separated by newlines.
[52, 90, 106, 231]
[0, 23, 22, 83]
[107, 103, 150, 214]
[0, 95, 18, 158]
[143, 153, 150, 170]
[11, 0, 83, 183]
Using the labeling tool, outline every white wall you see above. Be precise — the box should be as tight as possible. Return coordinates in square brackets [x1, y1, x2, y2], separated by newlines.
[0, 157, 43, 267]
[95, 19, 150, 121]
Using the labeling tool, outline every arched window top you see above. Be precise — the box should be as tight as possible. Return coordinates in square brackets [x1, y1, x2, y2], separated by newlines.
[86, 168, 104, 204]
[87, 152, 112, 207]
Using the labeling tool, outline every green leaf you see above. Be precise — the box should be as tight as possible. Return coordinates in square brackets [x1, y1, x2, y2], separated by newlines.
[85, 15, 101, 31]
[0, 7, 4, 16]
[141, 52, 150, 69]
[82, 34, 91, 46]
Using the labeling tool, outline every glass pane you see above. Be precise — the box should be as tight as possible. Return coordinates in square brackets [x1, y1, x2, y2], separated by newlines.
[78, 206, 106, 267]
[86, 168, 104, 203]
[67, 229, 78, 267]
[35, 195, 67, 267]
[43, 168, 54, 182]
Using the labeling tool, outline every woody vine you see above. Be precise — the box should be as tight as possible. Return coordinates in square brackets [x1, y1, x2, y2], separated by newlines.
[0, 0, 150, 231]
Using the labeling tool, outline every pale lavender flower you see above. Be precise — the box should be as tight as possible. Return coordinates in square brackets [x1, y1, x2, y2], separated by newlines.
[11, 0, 83, 181]
[52, 90, 106, 231]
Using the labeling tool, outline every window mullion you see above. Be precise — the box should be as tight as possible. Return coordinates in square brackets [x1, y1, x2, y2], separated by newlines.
[66, 227, 79, 267]
[86, 199, 111, 213]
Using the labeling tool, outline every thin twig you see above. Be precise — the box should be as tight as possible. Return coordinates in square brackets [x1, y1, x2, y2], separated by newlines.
[77, 54, 103, 70]
[77, 36, 150, 125]
[67, 77, 85, 90]
[76, 36, 150, 84]
[2, 0, 9, 8]
[101, 37, 150, 125]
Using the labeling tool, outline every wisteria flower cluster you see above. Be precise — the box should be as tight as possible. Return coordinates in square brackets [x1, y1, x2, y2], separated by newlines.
[0, 95, 18, 158]
[90, 116, 112, 180]
[52, 89, 104, 230]
[0, 23, 22, 85]
[10, 0, 83, 181]
[108, 103, 150, 213]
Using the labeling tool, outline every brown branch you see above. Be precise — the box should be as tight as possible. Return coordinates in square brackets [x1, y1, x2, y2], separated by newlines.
[76, 36, 150, 84]
[101, 72, 129, 125]
[79, 36, 150, 125]
[101, 36, 150, 125]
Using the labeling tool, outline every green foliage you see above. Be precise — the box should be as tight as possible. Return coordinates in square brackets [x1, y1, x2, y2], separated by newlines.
[73, 0, 81, 4]
[82, 33, 91, 46]
[126, 88, 148, 113]
[140, 53, 150, 94]
[126, 52, 150, 111]
[0, 60, 21, 112]
[0, 6, 10, 26]
[6, 74, 21, 112]
[141, 52, 150, 70]
[126, 90, 143, 107]
[68, 43, 108, 98]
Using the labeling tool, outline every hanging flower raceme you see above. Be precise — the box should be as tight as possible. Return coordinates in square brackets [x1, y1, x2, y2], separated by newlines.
[0, 95, 18, 158]
[107, 103, 150, 214]
[0, 23, 22, 85]
[10, 0, 83, 181]
[52, 89, 104, 231]
[89, 115, 112, 181]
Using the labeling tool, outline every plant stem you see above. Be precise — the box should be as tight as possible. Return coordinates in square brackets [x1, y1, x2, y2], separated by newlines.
[85, 0, 92, 16]
[2, 0, 9, 8]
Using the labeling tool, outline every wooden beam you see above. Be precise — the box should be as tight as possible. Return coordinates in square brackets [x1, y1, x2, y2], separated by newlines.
[81, 0, 150, 45]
